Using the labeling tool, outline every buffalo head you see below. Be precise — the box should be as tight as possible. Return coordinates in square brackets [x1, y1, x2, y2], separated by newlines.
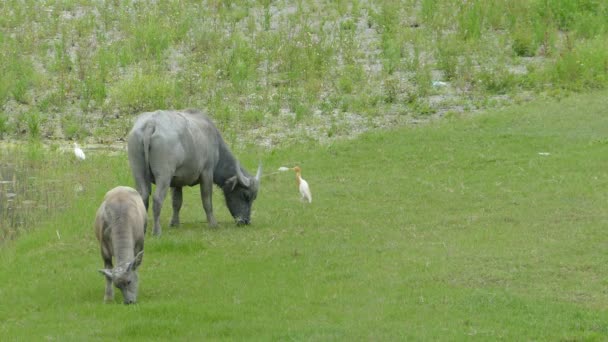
[223, 163, 262, 225]
[98, 251, 144, 304]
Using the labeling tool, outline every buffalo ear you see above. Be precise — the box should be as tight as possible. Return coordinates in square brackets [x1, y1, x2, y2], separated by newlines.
[225, 176, 238, 191]
[99, 269, 112, 278]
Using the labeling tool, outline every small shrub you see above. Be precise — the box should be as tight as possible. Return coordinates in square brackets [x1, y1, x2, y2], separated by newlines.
[12, 78, 30, 104]
[6, 58, 36, 105]
[458, 0, 484, 40]
[512, 27, 537, 57]
[267, 96, 281, 117]
[0, 113, 9, 138]
[327, 122, 338, 137]
[242, 109, 264, 125]
[383, 76, 400, 104]
[414, 64, 433, 98]
[225, 36, 258, 92]
[131, 19, 172, 61]
[109, 73, 180, 113]
[572, 11, 607, 39]
[337, 65, 365, 94]
[420, 0, 437, 25]
[548, 36, 608, 90]
[24, 111, 43, 140]
[37, 91, 65, 112]
[410, 98, 435, 117]
[340, 19, 356, 32]
[477, 66, 517, 94]
[380, 36, 401, 75]
[0, 78, 11, 106]
[454, 54, 476, 90]
[61, 114, 85, 140]
[79, 75, 107, 112]
[209, 101, 233, 129]
[293, 102, 308, 122]
[262, 6, 271, 31]
[436, 34, 460, 80]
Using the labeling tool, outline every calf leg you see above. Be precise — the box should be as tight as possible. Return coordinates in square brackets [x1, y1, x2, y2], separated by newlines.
[102, 257, 114, 303]
[152, 178, 171, 236]
[170, 187, 183, 227]
[200, 173, 218, 227]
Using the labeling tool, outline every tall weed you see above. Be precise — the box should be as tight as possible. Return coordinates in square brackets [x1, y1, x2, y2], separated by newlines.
[436, 34, 460, 80]
[0, 113, 9, 138]
[547, 36, 608, 90]
[24, 111, 43, 140]
[109, 72, 181, 114]
[458, 0, 484, 40]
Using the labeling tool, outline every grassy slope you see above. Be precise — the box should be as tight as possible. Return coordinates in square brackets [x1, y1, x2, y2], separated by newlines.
[2, 91, 608, 340]
[2, 1, 608, 143]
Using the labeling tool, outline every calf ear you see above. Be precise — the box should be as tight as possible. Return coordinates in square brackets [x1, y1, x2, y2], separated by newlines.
[99, 269, 112, 278]
[129, 251, 144, 271]
[225, 176, 238, 191]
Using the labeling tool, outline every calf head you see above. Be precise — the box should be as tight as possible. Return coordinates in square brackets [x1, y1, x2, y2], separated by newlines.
[223, 163, 262, 225]
[99, 251, 144, 304]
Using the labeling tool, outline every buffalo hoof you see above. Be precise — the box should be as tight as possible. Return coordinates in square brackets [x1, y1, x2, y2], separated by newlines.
[236, 219, 250, 226]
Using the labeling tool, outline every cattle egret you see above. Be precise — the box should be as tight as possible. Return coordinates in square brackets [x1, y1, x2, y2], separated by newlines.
[74, 142, 86, 160]
[293, 166, 312, 203]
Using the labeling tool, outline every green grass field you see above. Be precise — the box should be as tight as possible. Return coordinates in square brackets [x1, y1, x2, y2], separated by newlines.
[1, 90, 608, 340]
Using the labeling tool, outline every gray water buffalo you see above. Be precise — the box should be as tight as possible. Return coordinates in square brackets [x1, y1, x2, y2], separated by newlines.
[95, 186, 146, 304]
[127, 109, 261, 236]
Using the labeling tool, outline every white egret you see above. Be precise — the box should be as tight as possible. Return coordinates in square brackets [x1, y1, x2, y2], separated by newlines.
[74, 142, 86, 160]
[293, 166, 312, 203]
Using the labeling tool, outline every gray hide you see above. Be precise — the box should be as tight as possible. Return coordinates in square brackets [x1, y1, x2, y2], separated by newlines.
[127, 109, 262, 236]
[95, 186, 146, 304]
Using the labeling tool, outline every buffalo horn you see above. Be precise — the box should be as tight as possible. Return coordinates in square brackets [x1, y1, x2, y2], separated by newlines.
[235, 162, 251, 188]
[255, 164, 262, 183]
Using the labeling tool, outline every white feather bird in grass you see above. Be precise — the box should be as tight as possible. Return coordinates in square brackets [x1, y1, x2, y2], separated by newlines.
[73, 142, 86, 161]
[293, 166, 312, 203]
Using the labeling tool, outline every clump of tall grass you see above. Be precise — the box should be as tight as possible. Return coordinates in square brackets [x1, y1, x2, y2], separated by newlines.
[0, 113, 9, 138]
[108, 72, 183, 114]
[0, 144, 71, 242]
[544, 36, 608, 91]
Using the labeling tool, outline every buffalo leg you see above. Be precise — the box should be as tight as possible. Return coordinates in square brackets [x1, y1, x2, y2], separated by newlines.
[152, 178, 170, 236]
[141, 186, 150, 212]
[200, 174, 218, 227]
[170, 187, 182, 227]
[140, 183, 150, 234]
[131, 163, 151, 212]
